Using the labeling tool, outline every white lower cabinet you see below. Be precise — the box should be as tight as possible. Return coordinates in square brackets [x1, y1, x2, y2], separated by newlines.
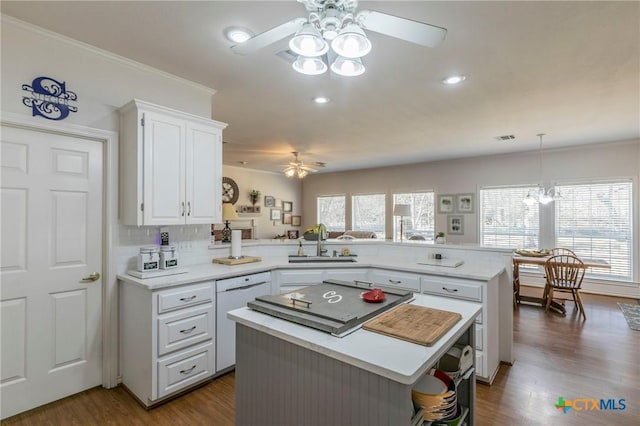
[120, 280, 215, 406]
[369, 269, 421, 292]
[421, 274, 499, 383]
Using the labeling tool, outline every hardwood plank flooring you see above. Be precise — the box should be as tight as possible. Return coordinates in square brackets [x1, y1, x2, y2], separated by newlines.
[3, 289, 638, 425]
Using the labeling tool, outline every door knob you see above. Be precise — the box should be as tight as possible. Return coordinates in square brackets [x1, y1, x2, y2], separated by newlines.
[81, 272, 100, 282]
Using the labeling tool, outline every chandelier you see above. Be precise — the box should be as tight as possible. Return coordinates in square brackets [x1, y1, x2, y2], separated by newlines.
[289, 1, 371, 77]
[523, 133, 562, 205]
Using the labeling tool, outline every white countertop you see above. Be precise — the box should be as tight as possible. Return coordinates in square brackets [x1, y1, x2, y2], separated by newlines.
[117, 255, 506, 290]
[228, 293, 482, 385]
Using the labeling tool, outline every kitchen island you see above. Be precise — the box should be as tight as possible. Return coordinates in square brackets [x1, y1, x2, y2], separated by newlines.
[229, 293, 481, 426]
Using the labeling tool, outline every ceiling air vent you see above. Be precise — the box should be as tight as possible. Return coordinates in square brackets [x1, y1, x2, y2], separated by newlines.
[275, 49, 297, 63]
[495, 135, 516, 141]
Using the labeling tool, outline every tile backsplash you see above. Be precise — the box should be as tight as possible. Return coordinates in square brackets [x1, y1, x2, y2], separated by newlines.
[116, 224, 213, 274]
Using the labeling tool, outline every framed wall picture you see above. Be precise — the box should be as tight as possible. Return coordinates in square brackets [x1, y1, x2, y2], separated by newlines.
[283, 213, 292, 224]
[270, 209, 281, 221]
[292, 215, 301, 226]
[283, 201, 293, 212]
[288, 230, 299, 239]
[275, 198, 282, 208]
[264, 196, 275, 207]
[438, 194, 455, 214]
[447, 215, 464, 235]
[456, 193, 475, 213]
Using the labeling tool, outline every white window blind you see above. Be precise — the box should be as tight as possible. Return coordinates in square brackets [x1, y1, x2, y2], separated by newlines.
[393, 192, 435, 241]
[555, 181, 633, 279]
[480, 186, 540, 248]
[317, 195, 345, 231]
[352, 194, 386, 239]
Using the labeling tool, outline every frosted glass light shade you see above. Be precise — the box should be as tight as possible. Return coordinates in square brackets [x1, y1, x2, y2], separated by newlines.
[289, 23, 329, 57]
[330, 56, 365, 76]
[331, 23, 371, 58]
[292, 56, 328, 75]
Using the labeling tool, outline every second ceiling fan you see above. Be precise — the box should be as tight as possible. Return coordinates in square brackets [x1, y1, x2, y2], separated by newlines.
[230, 0, 447, 77]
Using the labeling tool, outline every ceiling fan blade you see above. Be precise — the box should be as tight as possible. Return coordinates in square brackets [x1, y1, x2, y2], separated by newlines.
[357, 10, 447, 48]
[231, 18, 306, 55]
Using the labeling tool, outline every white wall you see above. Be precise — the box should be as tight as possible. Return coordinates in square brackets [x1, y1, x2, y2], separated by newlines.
[302, 139, 640, 281]
[221, 165, 303, 239]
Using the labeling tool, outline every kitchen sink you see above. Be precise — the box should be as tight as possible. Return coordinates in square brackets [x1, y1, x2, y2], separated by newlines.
[288, 255, 357, 263]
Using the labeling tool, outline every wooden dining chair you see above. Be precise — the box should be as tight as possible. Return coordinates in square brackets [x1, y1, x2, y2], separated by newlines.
[544, 254, 587, 320]
[548, 247, 576, 256]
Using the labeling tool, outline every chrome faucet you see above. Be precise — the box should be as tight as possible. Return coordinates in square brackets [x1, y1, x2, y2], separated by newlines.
[316, 223, 328, 256]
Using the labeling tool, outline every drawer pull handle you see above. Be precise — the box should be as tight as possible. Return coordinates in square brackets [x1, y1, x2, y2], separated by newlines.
[354, 280, 373, 288]
[179, 295, 197, 302]
[180, 365, 197, 375]
[388, 279, 402, 284]
[180, 326, 197, 334]
[442, 286, 459, 293]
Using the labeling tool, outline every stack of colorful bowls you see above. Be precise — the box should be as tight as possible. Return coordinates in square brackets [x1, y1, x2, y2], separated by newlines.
[412, 369, 457, 422]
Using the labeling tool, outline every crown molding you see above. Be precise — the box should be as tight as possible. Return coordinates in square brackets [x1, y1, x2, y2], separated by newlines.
[1, 14, 217, 96]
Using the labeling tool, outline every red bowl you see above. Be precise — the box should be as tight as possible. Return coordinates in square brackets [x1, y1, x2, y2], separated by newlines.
[362, 288, 385, 303]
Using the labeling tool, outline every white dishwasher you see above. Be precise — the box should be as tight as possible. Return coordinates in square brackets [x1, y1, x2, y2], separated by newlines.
[216, 271, 271, 372]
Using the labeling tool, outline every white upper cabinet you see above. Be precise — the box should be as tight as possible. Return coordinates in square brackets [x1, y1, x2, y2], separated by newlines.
[119, 100, 227, 226]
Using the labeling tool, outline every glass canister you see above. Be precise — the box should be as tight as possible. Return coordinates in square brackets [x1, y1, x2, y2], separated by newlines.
[137, 246, 160, 272]
[160, 245, 179, 269]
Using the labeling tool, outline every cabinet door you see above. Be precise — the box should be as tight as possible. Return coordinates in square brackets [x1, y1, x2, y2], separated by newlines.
[185, 122, 222, 224]
[142, 111, 186, 225]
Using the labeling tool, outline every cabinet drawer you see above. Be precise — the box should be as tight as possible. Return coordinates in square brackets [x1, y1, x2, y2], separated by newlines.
[370, 269, 420, 292]
[158, 304, 214, 356]
[157, 341, 214, 398]
[421, 277, 482, 302]
[475, 324, 483, 351]
[158, 282, 212, 313]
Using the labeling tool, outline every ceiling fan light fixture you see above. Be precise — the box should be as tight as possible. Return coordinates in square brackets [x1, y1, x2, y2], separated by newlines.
[289, 23, 329, 57]
[292, 55, 328, 75]
[297, 169, 309, 178]
[331, 23, 371, 58]
[330, 56, 365, 76]
[284, 167, 296, 178]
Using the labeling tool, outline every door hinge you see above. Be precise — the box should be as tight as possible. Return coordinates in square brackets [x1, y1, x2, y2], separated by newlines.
[140, 203, 144, 211]
[141, 117, 145, 126]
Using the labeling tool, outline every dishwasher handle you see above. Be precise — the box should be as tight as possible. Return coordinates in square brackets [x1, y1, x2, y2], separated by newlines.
[224, 281, 268, 292]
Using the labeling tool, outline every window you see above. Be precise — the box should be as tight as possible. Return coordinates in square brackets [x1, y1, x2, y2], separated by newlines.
[317, 195, 345, 231]
[352, 194, 386, 239]
[480, 186, 540, 249]
[555, 180, 633, 280]
[393, 192, 435, 241]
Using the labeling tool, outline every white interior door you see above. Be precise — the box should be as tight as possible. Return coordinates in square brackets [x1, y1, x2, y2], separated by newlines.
[0, 125, 103, 419]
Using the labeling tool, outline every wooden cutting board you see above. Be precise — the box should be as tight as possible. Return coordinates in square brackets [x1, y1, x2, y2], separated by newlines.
[363, 304, 462, 346]
[212, 256, 262, 265]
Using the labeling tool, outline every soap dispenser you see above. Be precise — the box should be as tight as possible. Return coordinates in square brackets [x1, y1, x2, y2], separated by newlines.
[297, 241, 304, 256]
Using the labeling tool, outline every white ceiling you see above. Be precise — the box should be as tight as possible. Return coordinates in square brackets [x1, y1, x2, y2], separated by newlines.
[2, 1, 638, 174]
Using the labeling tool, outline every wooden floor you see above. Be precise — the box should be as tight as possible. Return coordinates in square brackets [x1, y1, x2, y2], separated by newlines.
[3, 288, 639, 425]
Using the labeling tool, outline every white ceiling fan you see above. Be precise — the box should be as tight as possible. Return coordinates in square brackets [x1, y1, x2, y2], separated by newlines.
[283, 151, 324, 178]
[230, 0, 447, 77]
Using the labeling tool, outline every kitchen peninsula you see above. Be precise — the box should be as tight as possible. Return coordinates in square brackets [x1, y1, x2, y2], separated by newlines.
[229, 293, 482, 426]
[117, 240, 510, 406]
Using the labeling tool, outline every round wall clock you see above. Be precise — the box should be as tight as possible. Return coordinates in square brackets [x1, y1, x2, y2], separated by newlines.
[222, 176, 239, 204]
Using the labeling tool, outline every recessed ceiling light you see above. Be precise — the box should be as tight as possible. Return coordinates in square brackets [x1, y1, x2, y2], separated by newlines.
[313, 96, 330, 104]
[224, 27, 254, 44]
[442, 75, 466, 85]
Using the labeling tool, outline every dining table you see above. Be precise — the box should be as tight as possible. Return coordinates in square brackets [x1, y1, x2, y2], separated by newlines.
[512, 253, 610, 314]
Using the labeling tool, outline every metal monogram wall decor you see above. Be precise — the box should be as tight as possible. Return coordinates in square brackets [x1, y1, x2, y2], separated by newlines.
[22, 76, 78, 120]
